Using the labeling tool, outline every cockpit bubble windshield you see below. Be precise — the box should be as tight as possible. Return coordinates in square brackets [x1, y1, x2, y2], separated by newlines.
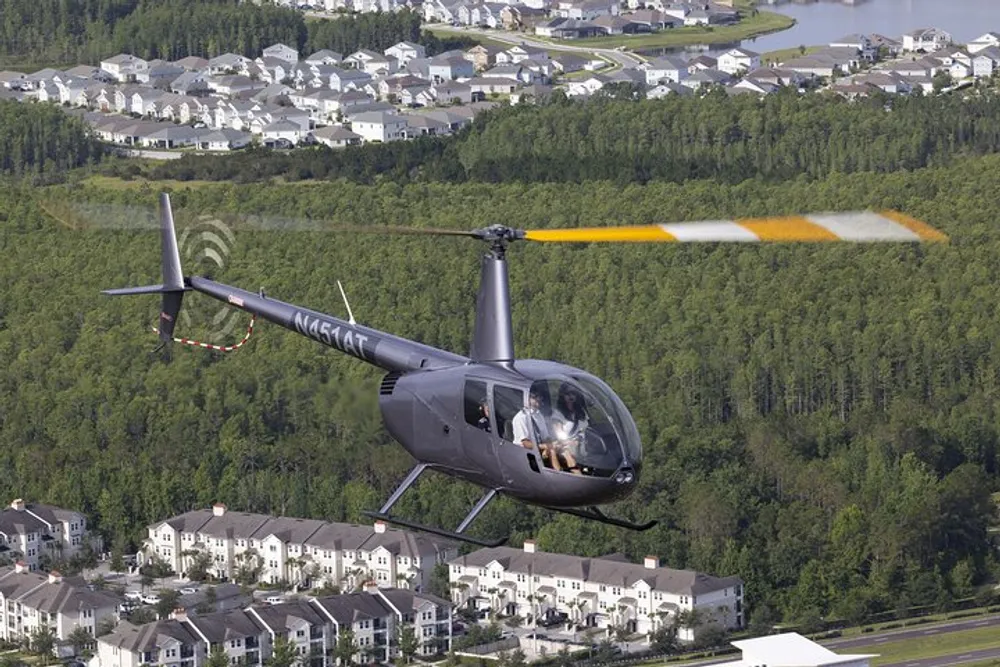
[523, 377, 640, 477]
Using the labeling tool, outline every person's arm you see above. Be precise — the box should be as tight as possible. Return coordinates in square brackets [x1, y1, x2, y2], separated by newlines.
[512, 412, 534, 449]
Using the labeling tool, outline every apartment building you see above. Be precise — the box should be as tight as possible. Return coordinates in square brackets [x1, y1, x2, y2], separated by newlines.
[96, 588, 453, 667]
[449, 541, 743, 642]
[0, 563, 119, 650]
[146, 505, 456, 593]
[0, 499, 96, 571]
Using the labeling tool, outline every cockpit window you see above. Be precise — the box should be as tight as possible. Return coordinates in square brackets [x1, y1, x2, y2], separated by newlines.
[524, 378, 628, 477]
[464, 380, 492, 433]
[493, 385, 525, 443]
[573, 375, 642, 466]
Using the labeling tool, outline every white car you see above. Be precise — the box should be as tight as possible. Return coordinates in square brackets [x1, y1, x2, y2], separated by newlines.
[180, 586, 199, 595]
[265, 595, 284, 605]
[124, 591, 143, 601]
[141, 594, 160, 605]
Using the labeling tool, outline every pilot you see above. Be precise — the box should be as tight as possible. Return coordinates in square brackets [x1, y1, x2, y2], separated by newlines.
[476, 400, 492, 433]
[512, 389, 558, 466]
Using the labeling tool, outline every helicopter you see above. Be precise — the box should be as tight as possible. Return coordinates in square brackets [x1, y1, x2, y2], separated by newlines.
[103, 194, 947, 546]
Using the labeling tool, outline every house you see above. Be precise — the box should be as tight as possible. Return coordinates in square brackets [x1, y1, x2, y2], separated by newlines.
[626, 9, 680, 30]
[385, 42, 427, 67]
[550, 54, 589, 74]
[262, 43, 300, 64]
[351, 111, 408, 142]
[466, 76, 521, 96]
[145, 505, 456, 592]
[430, 81, 473, 106]
[173, 56, 209, 71]
[830, 34, 876, 60]
[100, 54, 149, 82]
[206, 75, 266, 97]
[306, 50, 343, 66]
[869, 33, 903, 56]
[643, 56, 689, 84]
[207, 53, 252, 75]
[140, 125, 200, 149]
[466, 44, 504, 71]
[849, 72, 912, 94]
[312, 126, 363, 148]
[534, 17, 602, 39]
[973, 47, 1000, 78]
[902, 27, 952, 53]
[646, 81, 690, 99]
[328, 67, 373, 92]
[0, 564, 119, 653]
[428, 56, 475, 82]
[682, 68, 731, 90]
[503, 45, 550, 64]
[63, 65, 114, 82]
[346, 50, 397, 76]
[566, 74, 610, 97]
[138, 59, 184, 87]
[169, 71, 209, 96]
[500, 4, 547, 30]
[510, 84, 555, 104]
[715, 633, 875, 667]
[98, 616, 201, 667]
[450, 541, 743, 642]
[197, 128, 253, 151]
[967, 32, 1000, 54]
[0, 500, 96, 571]
[687, 54, 717, 73]
[261, 119, 308, 146]
[717, 48, 760, 75]
[727, 79, 779, 96]
[590, 15, 648, 35]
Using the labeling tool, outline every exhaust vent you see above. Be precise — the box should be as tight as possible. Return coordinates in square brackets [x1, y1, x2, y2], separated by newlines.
[380, 372, 402, 395]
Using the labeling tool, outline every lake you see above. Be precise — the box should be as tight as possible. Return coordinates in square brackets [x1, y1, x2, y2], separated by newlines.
[744, 0, 1000, 53]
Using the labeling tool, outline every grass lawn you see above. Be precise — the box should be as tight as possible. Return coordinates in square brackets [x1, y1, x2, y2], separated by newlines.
[847, 626, 1000, 665]
[761, 45, 821, 65]
[540, 9, 794, 50]
[423, 26, 513, 50]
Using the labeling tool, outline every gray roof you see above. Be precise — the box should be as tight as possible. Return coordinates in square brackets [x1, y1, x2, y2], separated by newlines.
[0, 508, 49, 537]
[174, 56, 209, 71]
[102, 619, 200, 653]
[160, 509, 214, 533]
[250, 599, 326, 630]
[377, 587, 451, 612]
[0, 567, 119, 613]
[306, 50, 343, 63]
[450, 547, 741, 596]
[196, 511, 270, 540]
[313, 592, 393, 625]
[312, 126, 363, 141]
[187, 609, 265, 642]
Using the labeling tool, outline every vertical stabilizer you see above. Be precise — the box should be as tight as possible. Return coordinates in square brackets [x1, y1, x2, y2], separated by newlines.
[160, 193, 184, 291]
[470, 252, 514, 365]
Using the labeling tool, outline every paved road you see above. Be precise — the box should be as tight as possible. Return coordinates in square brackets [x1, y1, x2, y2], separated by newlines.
[883, 647, 1000, 667]
[825, 614, 1000, 651]
[427, 24, 647, 67]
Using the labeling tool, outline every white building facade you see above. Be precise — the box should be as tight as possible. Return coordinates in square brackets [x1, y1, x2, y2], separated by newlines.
[449, 541, 743, 642]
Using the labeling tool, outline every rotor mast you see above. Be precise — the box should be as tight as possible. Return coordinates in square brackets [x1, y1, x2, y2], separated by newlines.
[470, 226, 521, 367]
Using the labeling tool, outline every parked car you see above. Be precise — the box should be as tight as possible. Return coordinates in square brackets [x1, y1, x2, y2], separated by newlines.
[180, 586, 199, 595]
[141, 593, 160, 605]
[124, 591, 143, 601]
[265, 595, 284, 605]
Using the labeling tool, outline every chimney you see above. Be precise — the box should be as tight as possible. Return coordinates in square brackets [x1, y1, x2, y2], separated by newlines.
[212, 503, 227, 517]
[363, 580, 379, 593]
[523, 540, 536, 554]
[48, 570, 63, 584]
[373, 520, 387, 534]
[643, 555, 658, 570]
[14, 561, 27, 574]
[171, 608, 188, 622]
[10, 498, 24, 511]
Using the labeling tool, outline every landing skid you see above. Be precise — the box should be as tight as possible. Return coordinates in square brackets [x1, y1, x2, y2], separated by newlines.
[544, 505, 657, 531]
[364, 463, 509, 547]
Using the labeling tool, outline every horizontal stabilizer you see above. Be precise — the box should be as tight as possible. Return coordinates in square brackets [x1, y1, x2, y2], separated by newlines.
[102, 284, 183, 296]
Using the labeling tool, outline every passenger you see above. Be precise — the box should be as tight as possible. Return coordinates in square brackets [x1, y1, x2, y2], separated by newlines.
[550, 384, 588, 473]
[476, 400, 492, 433]
[512, 389, 560, 469]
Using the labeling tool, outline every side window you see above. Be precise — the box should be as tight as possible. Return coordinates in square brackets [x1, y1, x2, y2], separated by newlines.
[464, 380, 492, 432]
[493, 385, 525, 443]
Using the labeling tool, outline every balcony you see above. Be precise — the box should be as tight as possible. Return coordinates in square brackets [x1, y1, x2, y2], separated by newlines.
[310, 627, 323, 640]
[246, 636, 259, 649]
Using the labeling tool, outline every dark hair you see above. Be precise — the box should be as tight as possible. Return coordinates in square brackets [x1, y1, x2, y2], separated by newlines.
[557, 385, 586, 421]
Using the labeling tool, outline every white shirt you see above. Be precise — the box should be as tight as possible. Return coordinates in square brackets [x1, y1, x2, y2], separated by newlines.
[512, 408, 552, 445]
[551, 409, 588, 440]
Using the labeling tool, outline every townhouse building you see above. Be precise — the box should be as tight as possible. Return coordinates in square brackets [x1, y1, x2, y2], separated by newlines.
[449, 541, 743, 642]
[0, 499, 96, 571]
[0, 563, 119, 652]
[146, 504, 456, 593]
[96, 588, 452, 667]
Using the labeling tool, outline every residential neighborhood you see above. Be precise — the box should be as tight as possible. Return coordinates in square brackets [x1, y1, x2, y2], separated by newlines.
[1, 24, 997, 155]
[0, 499, 745, 663]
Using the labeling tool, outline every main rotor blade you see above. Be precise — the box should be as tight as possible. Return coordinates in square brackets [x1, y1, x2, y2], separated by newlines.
[335, 225, 480, 238]
[522, 211, 948, 243]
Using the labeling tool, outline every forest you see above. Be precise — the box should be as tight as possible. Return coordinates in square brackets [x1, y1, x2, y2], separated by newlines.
[0, 0, 466, 68]
[0, 101, 104, 176]
[124, 90, 1000, 186]
[2, 151, 1000, 628]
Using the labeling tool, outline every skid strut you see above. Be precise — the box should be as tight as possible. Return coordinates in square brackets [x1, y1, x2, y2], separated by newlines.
[364, 464, 508, 547]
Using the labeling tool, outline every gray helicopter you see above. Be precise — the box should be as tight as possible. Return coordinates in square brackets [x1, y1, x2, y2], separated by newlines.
[104, 194, 946, 546]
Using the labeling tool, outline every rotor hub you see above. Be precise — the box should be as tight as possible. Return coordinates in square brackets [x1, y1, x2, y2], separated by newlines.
[475, 224, 524, 256]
